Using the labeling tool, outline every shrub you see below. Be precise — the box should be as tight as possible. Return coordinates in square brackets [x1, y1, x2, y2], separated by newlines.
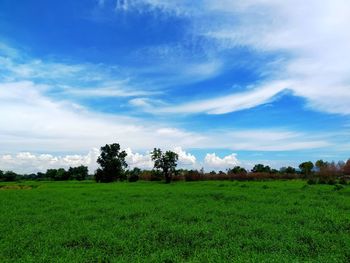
[127, 168, 141, 182]
[184, 170, 202, 181]
[339, 177, 348, 185]
[334, 184, 344, 191]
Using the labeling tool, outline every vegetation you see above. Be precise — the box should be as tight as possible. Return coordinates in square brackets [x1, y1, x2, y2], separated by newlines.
[1, 144, 349, 185]
[1, 143, 350, 261]
[0, 165, 89, 182]
[0, 180, 349, 262]
[151, 148, 179, 183]
[95, 143, 128, 183]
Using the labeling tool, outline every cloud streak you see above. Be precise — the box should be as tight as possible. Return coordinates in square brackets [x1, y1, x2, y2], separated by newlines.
[113, 0, 350, 115]
[144, 80, 291, 114]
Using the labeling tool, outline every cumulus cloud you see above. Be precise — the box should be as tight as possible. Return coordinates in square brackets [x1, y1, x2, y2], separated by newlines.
[124, 146, 197, 170]
[124, 148, 153, 169]
[204, 153, 240, 170]
[0, 149, 100, 174]
[173, 147, 196, 166]
[0, 147, 198, 174]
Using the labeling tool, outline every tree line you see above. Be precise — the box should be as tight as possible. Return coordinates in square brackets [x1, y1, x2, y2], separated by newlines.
[1, 143, 350, 184]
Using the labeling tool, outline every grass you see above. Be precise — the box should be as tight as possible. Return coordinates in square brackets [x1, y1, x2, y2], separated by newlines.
[0, 180, 350, 262]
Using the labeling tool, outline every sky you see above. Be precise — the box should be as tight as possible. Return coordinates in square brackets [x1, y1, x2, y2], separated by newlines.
[0, 0, 350, 173]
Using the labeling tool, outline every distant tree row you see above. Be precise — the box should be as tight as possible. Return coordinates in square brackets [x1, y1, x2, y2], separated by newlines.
[0, 165, 89, 182]
[1, 142, 350, 184]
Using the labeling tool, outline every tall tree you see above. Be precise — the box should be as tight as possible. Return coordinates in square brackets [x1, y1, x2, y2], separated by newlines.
[299, 161, 314, 176]
[95, 143, 128, 183]
[151, 148, 178, 183]
[315, 160, 327, 171]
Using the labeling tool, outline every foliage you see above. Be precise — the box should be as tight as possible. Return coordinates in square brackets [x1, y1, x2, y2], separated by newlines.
[299, 161, 314, 176]
[251, 164, 271, 173]
[0, 170, 18, 182]
[280, 166, 297, 174]
[183, 170, 203, 181]
[151, 148, 179, 183]
[95, 143, 128, 183]
[227, 166, 248, 175]
[67, 166, 89, 181]
[127, 167, 141, 182]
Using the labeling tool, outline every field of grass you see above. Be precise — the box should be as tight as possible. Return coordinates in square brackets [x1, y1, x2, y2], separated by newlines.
[0, 180, 350, 262]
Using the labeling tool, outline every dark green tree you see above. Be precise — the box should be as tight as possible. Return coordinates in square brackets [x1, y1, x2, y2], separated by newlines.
[151, 148, 179, 183]
[299, 161, 314, 176]
[315, 159, 328, 171]
[45, 168, 68, 181]
[95, 143, 128, 183]
[0, 171, 18, 182]
[227, 166, 247, 175]
[68, 166, 88, 181]
[252, 164, 271, 173]
[280, 166, 297, 174]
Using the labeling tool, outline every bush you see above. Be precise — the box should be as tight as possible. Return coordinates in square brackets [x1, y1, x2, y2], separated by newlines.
[127, 168, 141, 182]
[339, 177, 348, 185]
[334, 184, 344, 191]
[307, 178, 318, 185]
[184, 170, 202, 181]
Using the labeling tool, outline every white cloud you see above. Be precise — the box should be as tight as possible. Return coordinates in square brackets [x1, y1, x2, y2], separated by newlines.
[152, 80, 290, 114]
[204, 153, 240, 170]
[61, 82, 155, 98]
[0, 149, 100, 174]
[125, 146, 196, 169]
[0, 81, 203, 152]
[0, 147, 197, 174]
[119, 0, 350, 115]
[173, 146, 196, 166]
[124, 148, 153, 169]
[0, 81, 332, 154]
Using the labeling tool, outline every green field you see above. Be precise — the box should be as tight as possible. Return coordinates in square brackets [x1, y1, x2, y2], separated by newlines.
[0, 181, 349, 262]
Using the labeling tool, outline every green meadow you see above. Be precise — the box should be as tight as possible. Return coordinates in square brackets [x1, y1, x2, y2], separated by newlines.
[0, 180, 349, 262]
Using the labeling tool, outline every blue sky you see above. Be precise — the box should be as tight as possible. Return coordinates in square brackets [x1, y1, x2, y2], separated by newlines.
[0, 0, 349, 173]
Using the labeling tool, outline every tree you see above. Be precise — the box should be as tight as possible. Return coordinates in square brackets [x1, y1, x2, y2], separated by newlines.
[127, 167, 141, 182]
[299, 161, 314, 176]
[95, 143, 128, 183]
[151, 148, 178, 183]
[315, 160, 327, 171]
[68, 166, 88, 181]
[251, 164, 271, 173]
[227, 166, 247, 175]
[280, 166, 296, 174]
[0, 171, 18, 182]
[45, 168, 69, 181]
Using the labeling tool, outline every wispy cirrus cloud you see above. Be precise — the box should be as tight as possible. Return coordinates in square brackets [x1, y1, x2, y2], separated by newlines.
[108, 0, 350, 115]
[139, 80, 291, 114]
[0, 81, 331, 153]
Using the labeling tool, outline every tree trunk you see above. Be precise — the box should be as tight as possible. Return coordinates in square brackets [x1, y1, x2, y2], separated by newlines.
[165, 171, 171, 183]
